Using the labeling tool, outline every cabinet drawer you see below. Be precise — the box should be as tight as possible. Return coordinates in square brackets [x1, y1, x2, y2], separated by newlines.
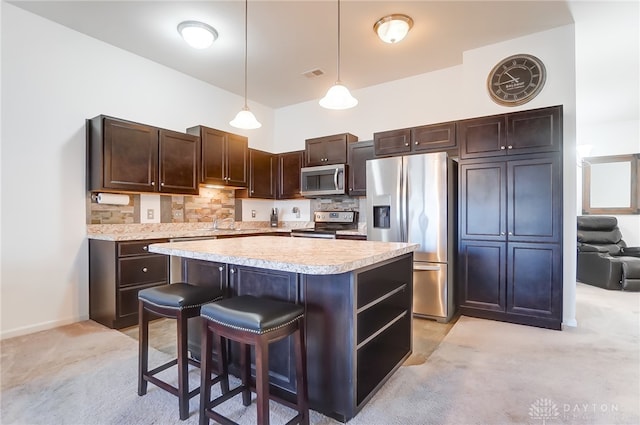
[118, 255, 168, 287]
[118, 282, 167, 318]
[118, 240, 166, 257]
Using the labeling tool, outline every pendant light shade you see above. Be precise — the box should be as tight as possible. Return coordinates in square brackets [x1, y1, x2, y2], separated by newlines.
[320, 0, 357, 110]
[230, 0, 261, 129]
[374, 14, 413, 44]
[230, 107, 262, 129]
[319, 83, 358, 110]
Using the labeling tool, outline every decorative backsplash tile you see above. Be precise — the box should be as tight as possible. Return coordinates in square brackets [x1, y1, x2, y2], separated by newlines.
[87, 187, 236, 225]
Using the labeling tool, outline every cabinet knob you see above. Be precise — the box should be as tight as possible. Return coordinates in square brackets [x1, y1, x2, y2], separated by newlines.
[508, 145, 513, 149]
[251, 190, 254, 193]
[151, 181, 155, 186]
[500, 146, 506, 150]
[500, 232, 505, 236]
[142, 246, 148, 251]
[218, 266, 224, 272]
[508, 231, 513, 236]
[230, 268, 236, 274]
[160, 182, 165, 186]
[404, 143, 409, 146]
[142, 267, 148, 273]
[414, 141, 419, 145]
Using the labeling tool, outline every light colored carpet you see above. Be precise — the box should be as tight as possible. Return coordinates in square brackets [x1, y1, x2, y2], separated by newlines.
[1, 283, 638, 424]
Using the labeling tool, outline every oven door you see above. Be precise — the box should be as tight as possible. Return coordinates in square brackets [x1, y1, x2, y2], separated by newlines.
[290, 230, 337, 239]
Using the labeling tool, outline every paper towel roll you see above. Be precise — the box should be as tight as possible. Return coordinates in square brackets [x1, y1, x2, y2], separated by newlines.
[96, 193, 130, 206]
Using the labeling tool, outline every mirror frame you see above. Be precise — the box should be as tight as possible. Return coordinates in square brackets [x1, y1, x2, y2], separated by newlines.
[582, 154, 639, 215]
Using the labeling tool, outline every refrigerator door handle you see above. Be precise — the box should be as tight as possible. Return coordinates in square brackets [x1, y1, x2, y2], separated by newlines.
[400, 158, 408, 242]
[413, 264, 442, 271]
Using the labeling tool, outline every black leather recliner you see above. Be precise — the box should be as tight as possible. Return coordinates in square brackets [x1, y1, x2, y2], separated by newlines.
[577, 216, 640, 291]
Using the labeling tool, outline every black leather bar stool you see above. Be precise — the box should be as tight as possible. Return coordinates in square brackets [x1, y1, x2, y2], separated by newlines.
[199, 295, 309, 425]
[138, 283, 229, 420]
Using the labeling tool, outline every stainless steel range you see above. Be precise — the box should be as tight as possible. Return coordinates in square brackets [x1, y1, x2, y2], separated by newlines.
[290, 211, 358, 239]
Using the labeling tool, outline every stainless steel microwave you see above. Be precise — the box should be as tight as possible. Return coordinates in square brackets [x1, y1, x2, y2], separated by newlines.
[300, 164, 347, 197]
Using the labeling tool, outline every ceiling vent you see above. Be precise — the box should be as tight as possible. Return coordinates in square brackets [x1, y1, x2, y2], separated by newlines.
[302, 68, 325, 78]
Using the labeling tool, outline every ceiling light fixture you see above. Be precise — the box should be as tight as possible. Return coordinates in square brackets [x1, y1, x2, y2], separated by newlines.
[177, 21, 218, 49]
[230, 0, 261, 129]
[374, 14, 413, 44]
[319, 0, 358, 110]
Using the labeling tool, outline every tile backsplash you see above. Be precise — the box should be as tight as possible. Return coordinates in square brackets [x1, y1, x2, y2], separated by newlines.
[88, 189, 365, 225]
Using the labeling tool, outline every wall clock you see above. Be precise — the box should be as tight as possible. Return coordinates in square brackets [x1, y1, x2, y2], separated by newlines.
[487, 54, 546, 106]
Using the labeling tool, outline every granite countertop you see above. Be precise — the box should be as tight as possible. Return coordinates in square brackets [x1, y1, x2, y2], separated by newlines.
[148, 236, 417, 275]
[86, 223, 366, 241]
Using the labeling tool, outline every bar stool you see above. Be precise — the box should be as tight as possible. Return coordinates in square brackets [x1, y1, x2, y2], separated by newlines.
[199, 295, 309, 425]
[138, 283, 229, 420]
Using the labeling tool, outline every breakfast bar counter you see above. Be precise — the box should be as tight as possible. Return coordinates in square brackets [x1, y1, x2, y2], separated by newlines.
[149, 236, 417, 421]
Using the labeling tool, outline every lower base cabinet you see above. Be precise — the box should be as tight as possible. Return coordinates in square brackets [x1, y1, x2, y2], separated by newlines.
[89, 239, 169, 329]
[181, 252, 413, 422]
[458, 240, 562, 329]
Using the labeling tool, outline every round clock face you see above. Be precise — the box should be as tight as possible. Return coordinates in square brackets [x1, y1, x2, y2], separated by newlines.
[487, 54, 546, 106]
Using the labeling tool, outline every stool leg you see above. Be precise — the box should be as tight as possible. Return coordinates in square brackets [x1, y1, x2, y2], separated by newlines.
[294, 322, 309, 425]
[177, 311, 191, 420]
[240, 343, 252, 406]
[255, 336, 270, 425]
[199, 321, 213, 425]
[138, 300, 149, 396]
[215, 334, 230, 394]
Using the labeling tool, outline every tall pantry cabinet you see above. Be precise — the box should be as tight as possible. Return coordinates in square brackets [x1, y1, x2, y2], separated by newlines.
[457, 106, 563, 330]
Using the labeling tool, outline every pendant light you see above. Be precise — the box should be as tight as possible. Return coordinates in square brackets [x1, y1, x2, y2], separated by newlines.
[319, 0, 358, 110]
[230, 0, 261, 129]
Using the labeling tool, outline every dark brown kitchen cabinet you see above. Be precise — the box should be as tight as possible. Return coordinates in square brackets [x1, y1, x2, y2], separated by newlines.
[347, 140, 374, 196]
[305, 133, 358, 166]
[277, 150, 304, 199]
[236, 149, 276, 199]
[458, 105, 561, 159]
[458, 153, 562, 330]
[88, 116, 200, 195]
[89, 239, 169, 329]
[187, 125, 248, 187]
[373, 122, 456, 157]
[228, 265, 300, 395]
[181, 258, 228, 359]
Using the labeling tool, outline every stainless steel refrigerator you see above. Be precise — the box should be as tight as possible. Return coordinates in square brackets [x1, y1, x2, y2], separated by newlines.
[366, 152, 457, 322]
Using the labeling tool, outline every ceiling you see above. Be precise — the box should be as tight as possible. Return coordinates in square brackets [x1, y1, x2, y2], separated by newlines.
[10, 1, 575, 108]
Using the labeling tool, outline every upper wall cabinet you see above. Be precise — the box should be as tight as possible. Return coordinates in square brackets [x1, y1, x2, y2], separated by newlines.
[374, 122, 456, 157]
[187, 125, 248, 187]
[305, 133, 358, 166]
[458, 106, 562, 159]
[87, 116, 200, 195]
[277, 150, 304, 199]
[347, 140, 375, 196]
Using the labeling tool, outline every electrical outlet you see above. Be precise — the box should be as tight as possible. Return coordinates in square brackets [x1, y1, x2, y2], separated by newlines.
[251, 210, 256, 218]
[147, 209, 154, 219]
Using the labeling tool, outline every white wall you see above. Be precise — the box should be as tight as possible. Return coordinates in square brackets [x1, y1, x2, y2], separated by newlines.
[572, 1, 640, 246]
[276, 25, 579, 326]
[0, 3, 275, 338]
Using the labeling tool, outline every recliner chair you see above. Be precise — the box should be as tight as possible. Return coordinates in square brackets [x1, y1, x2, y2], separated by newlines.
[577, 216, 640, 291]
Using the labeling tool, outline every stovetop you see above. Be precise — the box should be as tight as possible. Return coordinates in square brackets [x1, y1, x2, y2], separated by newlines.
[291, 211, 358, 235]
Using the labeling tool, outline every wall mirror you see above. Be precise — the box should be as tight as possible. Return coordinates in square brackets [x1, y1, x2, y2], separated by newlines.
[582, 154, 639, 215]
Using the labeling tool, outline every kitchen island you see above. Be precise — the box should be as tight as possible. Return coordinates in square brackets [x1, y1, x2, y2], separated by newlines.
[149, 236, 417, 421]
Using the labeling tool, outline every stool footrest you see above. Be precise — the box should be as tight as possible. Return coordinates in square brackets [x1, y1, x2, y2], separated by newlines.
[147, 358, 177, 376]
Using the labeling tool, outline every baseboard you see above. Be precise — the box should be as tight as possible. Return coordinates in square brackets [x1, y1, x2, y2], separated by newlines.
[0, 314, 89, 340]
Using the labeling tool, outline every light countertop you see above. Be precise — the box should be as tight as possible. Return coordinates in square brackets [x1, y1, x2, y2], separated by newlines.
[148, 236, 417, 275]
[86, 223, 366, 241]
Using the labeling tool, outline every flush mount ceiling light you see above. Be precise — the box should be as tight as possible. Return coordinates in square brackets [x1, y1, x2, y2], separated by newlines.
[177, 20, 218, 49]
[230, 0, 261, 129]
[374, 14, 413, 44]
